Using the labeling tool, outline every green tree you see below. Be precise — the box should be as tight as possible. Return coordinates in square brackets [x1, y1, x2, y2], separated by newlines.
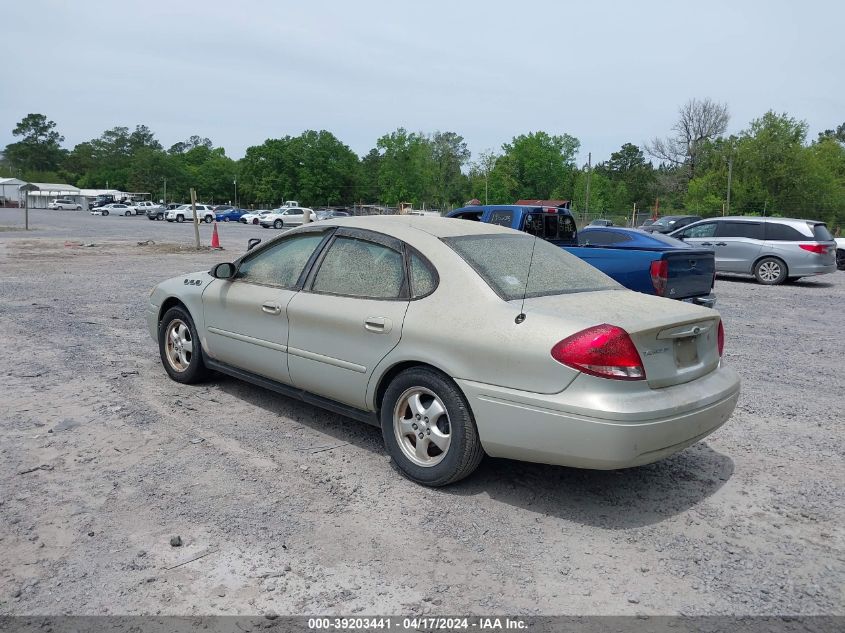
[596, 143, 656, 210]
[430, 131, 470, 208]
[3, 113, 66, 174]
[490, 131, 580, 202]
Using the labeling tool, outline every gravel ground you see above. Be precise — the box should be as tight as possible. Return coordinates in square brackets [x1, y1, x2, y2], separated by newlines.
[1, 209, 843, 617]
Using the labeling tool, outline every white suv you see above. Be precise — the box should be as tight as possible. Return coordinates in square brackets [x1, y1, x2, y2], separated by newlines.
[48, 198, 82, 210]
[259, 207, 316, 229]
[166, 204, 216, 223]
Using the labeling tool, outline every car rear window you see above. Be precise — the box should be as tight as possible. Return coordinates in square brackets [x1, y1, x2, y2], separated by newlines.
[811, 223, 833, 241]
[443, 234, 619, 301]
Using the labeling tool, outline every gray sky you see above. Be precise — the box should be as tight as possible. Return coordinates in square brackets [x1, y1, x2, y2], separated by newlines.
[2, 0, 842, 165]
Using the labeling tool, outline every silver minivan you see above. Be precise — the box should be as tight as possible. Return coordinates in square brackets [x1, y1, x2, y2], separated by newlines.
[670, 217, 837, 284]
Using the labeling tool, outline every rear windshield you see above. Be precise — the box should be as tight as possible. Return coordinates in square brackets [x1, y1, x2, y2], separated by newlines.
[443, 234, 620, 301]
[812, 223, 833, 241]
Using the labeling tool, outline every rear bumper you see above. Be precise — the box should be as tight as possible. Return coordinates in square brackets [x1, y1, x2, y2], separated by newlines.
[789, 262, 837, 277]
[457, 365, 740, 469]
[689, 293, 716, 308]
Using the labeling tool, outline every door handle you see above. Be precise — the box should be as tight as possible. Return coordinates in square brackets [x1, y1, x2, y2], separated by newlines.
[714, 242, 727, 246]
[701, 242, 713, 246]
[261, 302, 282, 315]
[364, 316, 392, 333]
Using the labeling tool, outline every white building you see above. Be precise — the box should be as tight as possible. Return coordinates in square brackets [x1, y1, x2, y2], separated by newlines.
[0, 177, 27, 207]
[25, 183, 83, 209]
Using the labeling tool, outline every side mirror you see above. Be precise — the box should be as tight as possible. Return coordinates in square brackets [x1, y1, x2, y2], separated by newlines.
[247, 238, 262, 251]
[211, 262, 236, 279]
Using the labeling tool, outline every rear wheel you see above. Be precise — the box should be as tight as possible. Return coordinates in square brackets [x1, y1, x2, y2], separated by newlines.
[158, 307, 210, 384]
[252, 218, 259, 225]
[754, 257, 787, 285]
[223, 217, 230, 222]
[124, 211, 131, 216]
[157, 213, 164, 220]
[204, 215, 213, 223]
[274, 219, 283, 229]
[381, 367, 484, 486]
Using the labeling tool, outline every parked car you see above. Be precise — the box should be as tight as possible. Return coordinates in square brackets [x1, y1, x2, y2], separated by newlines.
[240, 210, 274, 225]
[215, 208, 249, 222]
[91, 203, 136, 216]
[259, 207, 317, 229]
[315, 209, 352, 221]
[166, 204, 216, 223]
[577, 227, 716, 306]
[835, 237, 845, 270]
[213, 205, 235, 213]
[642, 215, 702, 234]
[588, 218, 614, 227]
[136, 201, 163, 217]
[147, 216, 740, 486]
[670, 217, 837, 284]
[146, 207, 167, 221]
[48, 198, 82, 211]
[448, 205, 715, 305]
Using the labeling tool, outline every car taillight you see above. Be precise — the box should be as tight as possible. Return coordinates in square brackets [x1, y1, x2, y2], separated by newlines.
[799, 244, 828, 254]
[551, 324, 646, 381]
[717, 320, 725, 357]
[649, 260, 669, 296]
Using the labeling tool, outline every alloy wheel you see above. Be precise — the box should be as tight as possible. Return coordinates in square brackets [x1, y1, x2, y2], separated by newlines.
[758, 260, 781, 282]
[393, 387, 451, 467]
[164, 319, 193, 372]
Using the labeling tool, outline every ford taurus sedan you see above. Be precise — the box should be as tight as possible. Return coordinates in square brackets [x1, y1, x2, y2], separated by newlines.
[147, 216, 740, 486]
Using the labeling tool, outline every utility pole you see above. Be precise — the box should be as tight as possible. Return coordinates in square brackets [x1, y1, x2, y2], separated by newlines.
[233, 179, 238, 208]
[584, 152, 592, 221]
[163, 178, 167, 205]
[190, 188, 201, 250]
[726, 156, 733, 216]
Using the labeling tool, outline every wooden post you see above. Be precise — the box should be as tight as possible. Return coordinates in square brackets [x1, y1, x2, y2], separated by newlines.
[190, 188, 201, 250]
[24, 192, 29, 230]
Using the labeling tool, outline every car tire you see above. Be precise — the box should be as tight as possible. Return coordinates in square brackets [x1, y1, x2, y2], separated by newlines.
[176, 215, 184, 223]
[837, 249, 845, 271]
[102, 210, 109, 216]
[252, 218, 259, 225]
[274, 219, 283, 229]
[223, 217, 230, 222]
[754, 257, 787, 285]
[124, 211, 131, 216]
[157, 213, 164, 221]
[158, 306, 211, 384]
[204, 215, 213, 223]
[76, 206, 81, 211]
[381, 367, 484, 487]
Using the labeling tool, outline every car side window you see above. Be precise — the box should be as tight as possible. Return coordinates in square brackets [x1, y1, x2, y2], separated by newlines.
[717, 222, 763, 239]
[312, 236, 405, 299]
[682, 223, 717, 238]
[409, 252, 437, 298]
[236, 232, 327, 288]
[764, 223, 806, 241]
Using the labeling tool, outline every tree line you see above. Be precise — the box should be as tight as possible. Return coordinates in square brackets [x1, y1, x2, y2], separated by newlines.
[2, 102, 844, 227]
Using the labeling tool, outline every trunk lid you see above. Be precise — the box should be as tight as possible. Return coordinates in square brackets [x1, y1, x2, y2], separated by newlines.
[520, 290, 721, 389]
[661, 249, 715, 299]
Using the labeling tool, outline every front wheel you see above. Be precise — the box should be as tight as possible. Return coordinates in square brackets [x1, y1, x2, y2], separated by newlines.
[223, 217, 230, 222]
[158, 307, 210, 384]
[124, 211, 131, 216]
[274, 219, 283, 229]
[381, 367, 484, 487]
[252, 218, 259, 225]
[837, 249, 845, 271]
[204, 215, 213, 223]
[102, 210, 109, 216]
[176, 215, 184, 223]
[754, 257, 787, 285]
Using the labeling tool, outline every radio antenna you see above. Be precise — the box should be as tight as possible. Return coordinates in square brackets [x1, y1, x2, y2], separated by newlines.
[515, 235, 538, 324]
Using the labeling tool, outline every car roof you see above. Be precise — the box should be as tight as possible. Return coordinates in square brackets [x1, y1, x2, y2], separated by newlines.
[691, 216, 822, 227]
[319, 214, 516, 239]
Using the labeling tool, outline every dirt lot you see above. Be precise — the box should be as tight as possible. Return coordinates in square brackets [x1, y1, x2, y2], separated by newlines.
[1, 212, 843, 617]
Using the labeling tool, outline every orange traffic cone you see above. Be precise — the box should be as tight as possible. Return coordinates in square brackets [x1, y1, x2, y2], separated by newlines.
[211, 221, 222, 249]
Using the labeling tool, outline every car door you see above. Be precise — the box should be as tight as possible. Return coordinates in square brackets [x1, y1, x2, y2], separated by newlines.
[286, 228, 410, 409]
[676, 221, 718, 251]
[284, 208, 304, 225]
[201, 227, 334, 384]
[715, 221, 764, 273]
